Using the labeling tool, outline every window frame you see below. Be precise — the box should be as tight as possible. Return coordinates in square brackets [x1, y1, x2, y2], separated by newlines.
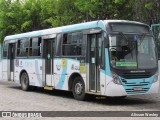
[61, 31, 84, 57]
[16, 37, 42, 58]
[28, 37, 42, 57]
[2, 41, 9, 58]
[0, 44, 2, 60]
[16, 38, 30, 58]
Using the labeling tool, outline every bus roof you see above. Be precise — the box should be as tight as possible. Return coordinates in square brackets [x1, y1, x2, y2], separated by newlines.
[104, 20, 147, 25]
[4, 20, 147, 41]
[4, 20, 103, 41]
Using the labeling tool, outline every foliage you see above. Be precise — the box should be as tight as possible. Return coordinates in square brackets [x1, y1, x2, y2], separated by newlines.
[0, 0, 160, 42]
[133, 0, 160, 24]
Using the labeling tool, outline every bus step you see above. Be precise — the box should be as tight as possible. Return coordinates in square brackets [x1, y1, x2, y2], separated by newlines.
[44, 86, 54, 90]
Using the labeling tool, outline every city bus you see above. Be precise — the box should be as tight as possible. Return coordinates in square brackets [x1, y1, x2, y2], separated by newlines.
[0, 20, 159, 101]
[151, 24, 160, 58]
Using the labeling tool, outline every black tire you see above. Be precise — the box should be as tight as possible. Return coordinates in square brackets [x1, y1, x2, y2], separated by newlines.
[72, 77, 86, 101]
[20, 72, 30, 91]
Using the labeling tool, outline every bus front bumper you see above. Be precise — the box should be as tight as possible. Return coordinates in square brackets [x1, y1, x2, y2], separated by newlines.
[105, 80, 160, 97]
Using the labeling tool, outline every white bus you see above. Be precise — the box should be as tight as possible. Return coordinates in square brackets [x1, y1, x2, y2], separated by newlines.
[0, 20, 159, 100]
[0, 44, 2, 81]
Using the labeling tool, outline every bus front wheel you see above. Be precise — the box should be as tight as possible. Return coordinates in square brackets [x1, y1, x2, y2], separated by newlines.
[20, 72, 30, 91]
[72, 77, 86, 101]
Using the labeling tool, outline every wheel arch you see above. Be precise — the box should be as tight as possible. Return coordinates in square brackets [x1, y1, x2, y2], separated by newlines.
[68, 72, 84, 91]
[19, 69, 29, 84]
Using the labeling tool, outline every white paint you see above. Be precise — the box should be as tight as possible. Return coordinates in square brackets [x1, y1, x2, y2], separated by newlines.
[105, 81, 127, 96]
[11, 72, 14, 81]
[46, 75, 52, 86]
[146, 81, 160, 94]
[14, 59, 43, 87]
[0, 61, 2, 80]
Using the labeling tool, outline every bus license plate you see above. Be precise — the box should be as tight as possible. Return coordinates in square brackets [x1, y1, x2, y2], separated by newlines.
[133, 87, 142, 91]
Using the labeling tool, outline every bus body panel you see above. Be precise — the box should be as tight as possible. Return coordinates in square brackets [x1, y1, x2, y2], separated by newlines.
[14, 59, 43, 87]
[54, 58, 86, 91]
[146, 81, 160, 94]
[0, 61, 2, 80]
[120, 76, 154, 94]
[105, 76, 159, 96]
[2, 60, 8, 81]
[106, 81, 127, 96]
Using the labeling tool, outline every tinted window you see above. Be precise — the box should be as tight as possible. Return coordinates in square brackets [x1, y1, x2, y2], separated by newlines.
[17, 39, 30, 57]
[17, 37, 41, 57]
[55, 34, 62, 56]
[29, 37, 41, 56]
[3, 42, 8, 58]
[109, 23, 150, 33]
[62, 32, 83, 56]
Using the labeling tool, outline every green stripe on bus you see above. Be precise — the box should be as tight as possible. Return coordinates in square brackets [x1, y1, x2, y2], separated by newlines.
[116, 62, 137, 67]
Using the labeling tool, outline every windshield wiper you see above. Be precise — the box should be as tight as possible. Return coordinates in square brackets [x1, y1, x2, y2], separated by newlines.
[137, 33, 146, 47]
[118, 32, 134, 59]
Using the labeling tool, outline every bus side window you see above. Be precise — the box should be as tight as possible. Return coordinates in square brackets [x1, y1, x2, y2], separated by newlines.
[55, 34, 62, 56]
[17, 39, 30, 57]
[17, 40, 21, 56]
[3, 42, 8, 58]
[62, 34, 71, 55]
[62, 32, 83, 56]
[29, 38, 32, 56]
[16, 37, 42, 57]
[31, 37, 42, 56]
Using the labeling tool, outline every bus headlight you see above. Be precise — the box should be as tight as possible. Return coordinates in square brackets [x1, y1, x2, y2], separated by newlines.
[111, 72, 122, 85]
[153, 72, 159, 83]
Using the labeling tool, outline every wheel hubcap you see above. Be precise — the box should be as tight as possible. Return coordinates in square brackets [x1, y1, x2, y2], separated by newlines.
[24, 78, 27, 85]
[75, 83, 83, 95]
[22, 74, 27, 88]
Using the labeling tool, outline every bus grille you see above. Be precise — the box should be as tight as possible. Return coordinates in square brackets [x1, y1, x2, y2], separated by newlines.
[120, 77, 153, 94]
[125, 88, 150, 94]
[121, 72, 151, 79]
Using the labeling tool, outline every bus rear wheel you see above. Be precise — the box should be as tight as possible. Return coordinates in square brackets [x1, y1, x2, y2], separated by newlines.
[72, 77, 86, 101]
[21, 72, 30, 91]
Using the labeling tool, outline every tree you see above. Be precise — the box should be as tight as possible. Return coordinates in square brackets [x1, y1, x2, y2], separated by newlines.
[133, 0, 160, 24]
[51, 0, 83, 26]
[0, 0, 58, 42]
[0, 0, 23, 42]
[1, 0, 159, 43]
[75, 0, 133, 21]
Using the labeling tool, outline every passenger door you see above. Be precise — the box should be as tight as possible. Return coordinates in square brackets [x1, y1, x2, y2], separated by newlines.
[44, 38, 55, 86]
[8, 43, 16, 81]
[88, 34, 102, 92]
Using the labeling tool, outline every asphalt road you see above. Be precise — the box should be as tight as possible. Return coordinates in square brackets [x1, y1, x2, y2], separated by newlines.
[0, 80, 160, 120]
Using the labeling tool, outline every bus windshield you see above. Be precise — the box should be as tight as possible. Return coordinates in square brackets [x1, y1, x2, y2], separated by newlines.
[109, 33, 157, 69]
[109, 23, 150, 33]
